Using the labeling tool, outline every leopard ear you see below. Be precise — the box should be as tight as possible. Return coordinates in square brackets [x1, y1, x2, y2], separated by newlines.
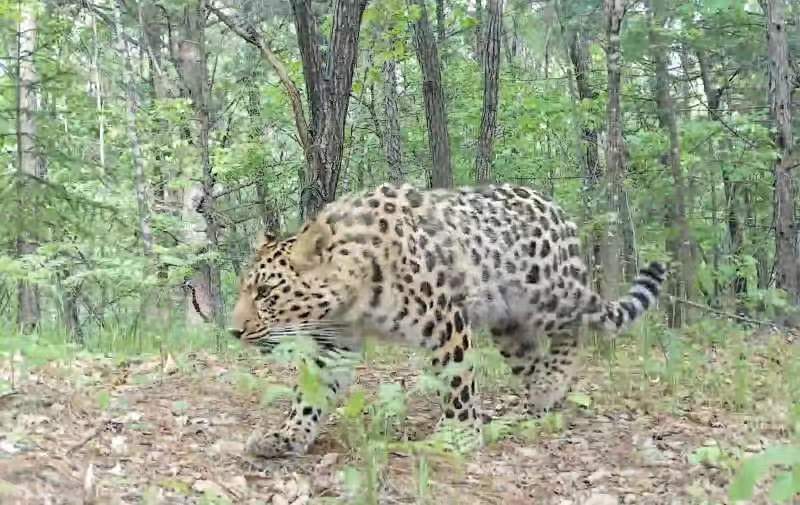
[289, 221, 331, 272]
[253, 230, 277, 251]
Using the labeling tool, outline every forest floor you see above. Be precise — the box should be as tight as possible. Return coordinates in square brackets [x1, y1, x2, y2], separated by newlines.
[0, 328, 797, 505]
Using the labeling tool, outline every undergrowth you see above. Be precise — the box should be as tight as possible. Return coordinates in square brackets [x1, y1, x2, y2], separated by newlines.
[2, 315, 798, 503]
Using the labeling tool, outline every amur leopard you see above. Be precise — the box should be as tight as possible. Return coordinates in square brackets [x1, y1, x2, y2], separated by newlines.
[230, 183, 666, 458]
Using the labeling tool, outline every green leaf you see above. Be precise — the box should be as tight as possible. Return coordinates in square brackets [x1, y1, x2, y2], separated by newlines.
[566, 392, 592, 408]
[768, 471, 799, 503]
[261, 383, 294, 406]
[343, 390, 367, 419]
[297, 362, 327, 406]
[690, 444, 722, 467]
[730, 446, 800, 501]
[172, 400, 189, 414]
[97, 390, 111, 411]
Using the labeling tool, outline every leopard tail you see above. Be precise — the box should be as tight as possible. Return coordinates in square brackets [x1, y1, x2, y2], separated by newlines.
[582, 261, 667, 332]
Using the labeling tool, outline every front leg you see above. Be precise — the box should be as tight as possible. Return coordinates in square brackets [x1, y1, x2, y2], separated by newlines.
[428, 308, 483, 444]
[246, 350, 358, 458]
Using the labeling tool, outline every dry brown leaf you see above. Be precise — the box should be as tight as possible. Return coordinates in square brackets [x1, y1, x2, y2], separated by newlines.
[192, 479, 229, 498]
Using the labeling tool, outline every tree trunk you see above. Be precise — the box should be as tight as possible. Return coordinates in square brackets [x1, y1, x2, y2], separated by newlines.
[212, 1, 367, 219]
[600, 0, 627, 297]
[475, 0, 502, 184]
[696, 49, 749, 306]
[208, 4, 312, 228]
[410, 0, 453, 188]
[762, 0, 799, 303]
[474, 0, 483, 62]
[568, 31, 600, 185]
[62, 284, 81, 341]
[171, 0, 223, 326]
[290, 0, 370, 219]
[382, 60, 405, 183]
[436, 0, 445, 43]
[562, 20, 602, 286]
[15, 5, 42, 334]
[245, 73, 281, 234]
[648, 0, 694, 327]
[115, 0, 154, 259]
[90, 13, 105, 171]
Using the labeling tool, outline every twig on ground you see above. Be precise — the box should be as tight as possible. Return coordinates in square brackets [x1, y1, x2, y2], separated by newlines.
[65, 424, 105, 456]
[669, 296, 776, 327]
[0, 390, 19, 402]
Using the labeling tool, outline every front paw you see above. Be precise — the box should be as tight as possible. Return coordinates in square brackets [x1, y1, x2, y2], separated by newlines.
[245, 429, 307, 459]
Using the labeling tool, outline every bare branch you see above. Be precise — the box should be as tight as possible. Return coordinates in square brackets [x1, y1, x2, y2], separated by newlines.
[208, 3, 310, 152]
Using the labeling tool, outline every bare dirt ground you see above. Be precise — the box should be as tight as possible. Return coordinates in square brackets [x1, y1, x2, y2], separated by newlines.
[0, 344, 791, 505]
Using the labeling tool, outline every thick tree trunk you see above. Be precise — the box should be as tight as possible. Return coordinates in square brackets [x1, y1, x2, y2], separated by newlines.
[762, 0, 799, 303]
[648, 0, 694, 327]
[600, 0, 628, 297]
[290, 0, 369, 219]
[382, 60, 405, 183]
[475, 0, 502, 184]
[213, 0, 367, 220]
[410, 0, 453, 188]
[171, 0, 223, 326]
[16, 5, 42, 334]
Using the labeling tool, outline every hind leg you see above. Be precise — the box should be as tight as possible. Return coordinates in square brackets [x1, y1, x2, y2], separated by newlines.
[246, 348, 358, 458]
[492, 326, 581, 416]
[421, 306, 483, 444]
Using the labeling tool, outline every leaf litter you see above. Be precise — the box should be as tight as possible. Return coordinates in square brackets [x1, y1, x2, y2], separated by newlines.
[0, 343, 792, 504]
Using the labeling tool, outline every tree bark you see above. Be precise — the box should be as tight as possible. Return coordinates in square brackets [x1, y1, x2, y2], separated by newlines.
[648, 0, 694, 327]
[762, 0, 799, 303]
[15, 4, 42, 334]
[410, 0, 453, 188]
[696, 48, 748, 305]
[559, 10, 602, 291]
[290, 0, 370, 219]
[436, 0, 445, 43]
[115, 0, 154, 259]
[382, 60, 405, 183]
[474, 0, 483, 62]
[90, 13, 105, 171]
[212, 1, 368, 220]
[600, 0, 627, 297]
[475, 0, 502, 184]
[568, 31, 600, 185]
[170, 0, 223, 326]
[245, 73, 281, 234]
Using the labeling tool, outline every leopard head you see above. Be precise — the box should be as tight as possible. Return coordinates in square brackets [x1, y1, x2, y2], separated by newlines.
[229, 224, 347, 349]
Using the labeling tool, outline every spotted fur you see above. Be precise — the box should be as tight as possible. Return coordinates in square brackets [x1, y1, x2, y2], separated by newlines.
[231, 183, 666, 458]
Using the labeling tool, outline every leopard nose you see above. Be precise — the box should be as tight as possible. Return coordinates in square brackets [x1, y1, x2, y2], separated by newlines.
[229, 328, 244, 339]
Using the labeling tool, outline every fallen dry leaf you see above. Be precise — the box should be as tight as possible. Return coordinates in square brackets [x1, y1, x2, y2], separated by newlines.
[192, 479, 228, 498]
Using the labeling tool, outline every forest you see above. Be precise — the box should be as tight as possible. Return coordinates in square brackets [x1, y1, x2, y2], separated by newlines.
[0, 0, 799, 503]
